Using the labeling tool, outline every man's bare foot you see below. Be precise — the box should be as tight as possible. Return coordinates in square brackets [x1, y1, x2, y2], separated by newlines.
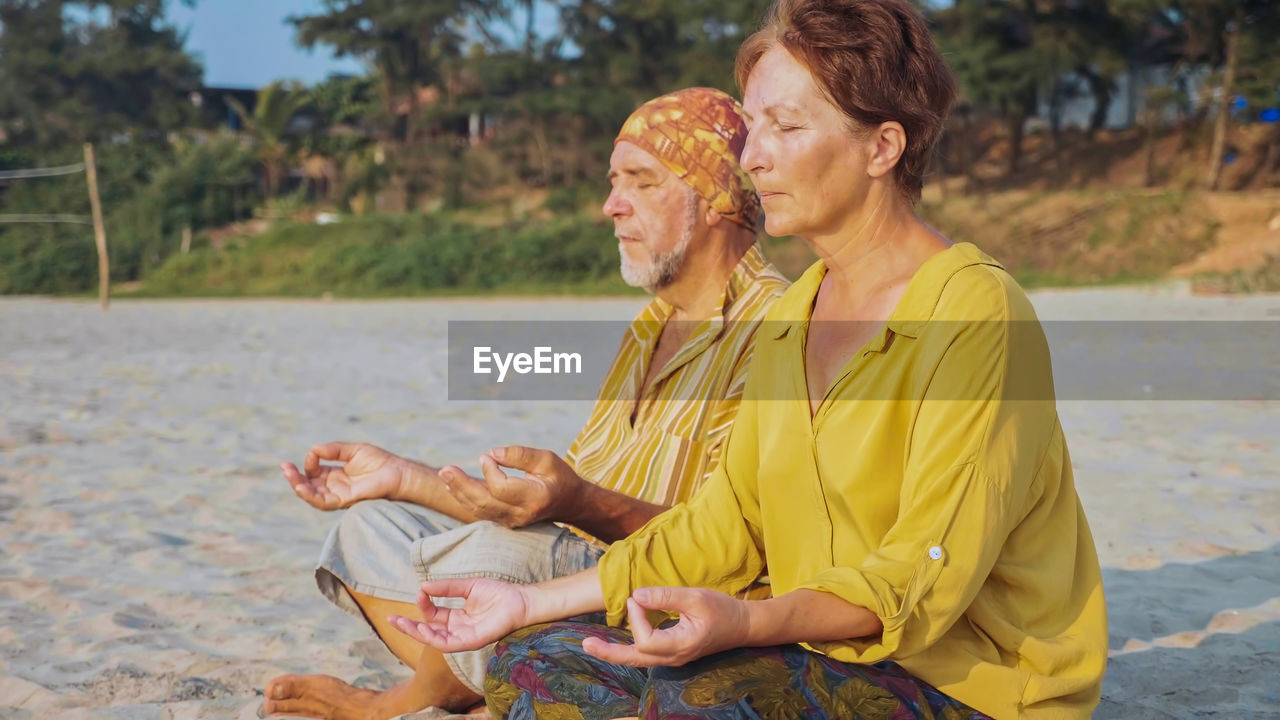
[262, 674, 418, 720]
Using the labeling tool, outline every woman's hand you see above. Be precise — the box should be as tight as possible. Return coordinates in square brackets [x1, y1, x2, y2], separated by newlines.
[389, 578, 532, 652]
[582, 587, 751, 667]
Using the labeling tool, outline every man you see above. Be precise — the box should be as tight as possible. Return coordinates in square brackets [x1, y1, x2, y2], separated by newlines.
[263, 87, 789, 720]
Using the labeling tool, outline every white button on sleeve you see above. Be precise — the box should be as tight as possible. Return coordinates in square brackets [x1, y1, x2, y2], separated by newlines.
[928, 545, 943, 561]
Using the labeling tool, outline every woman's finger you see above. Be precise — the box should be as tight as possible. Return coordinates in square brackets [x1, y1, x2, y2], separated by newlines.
[387, 614, 432, 644]
[282, 463, 314, 495]
[631, 586, 704, 613]
[419, 577, 482, 602]
[580, 600, 693, 667]
[581, 635, 676, 667]
[626, 597, 654, 646]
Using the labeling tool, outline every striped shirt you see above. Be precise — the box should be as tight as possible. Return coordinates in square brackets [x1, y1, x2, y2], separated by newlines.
[565, 243, 789, 523]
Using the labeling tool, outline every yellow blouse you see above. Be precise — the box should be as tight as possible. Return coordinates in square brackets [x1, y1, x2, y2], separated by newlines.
[598, 243, 1108, 719]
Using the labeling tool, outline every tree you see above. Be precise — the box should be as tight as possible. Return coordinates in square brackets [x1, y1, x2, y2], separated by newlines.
[0, 0, 203, 150]
[495, 0, 771, 184]
[559, 0, 770, 104]
[227, 82, 311, 199]
[0, 0, 207, 293]
[934, 0, 1043, 177]
[290, 0, 506, 142]
[1230, 8, 1280, 187]
[1147, 0, 1280, 189]
[1203, 2, 1244, 190]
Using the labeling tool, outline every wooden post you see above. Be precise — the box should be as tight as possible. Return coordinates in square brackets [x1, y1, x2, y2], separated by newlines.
[181, 225, 192, 254]
[83, 143, 109, 310]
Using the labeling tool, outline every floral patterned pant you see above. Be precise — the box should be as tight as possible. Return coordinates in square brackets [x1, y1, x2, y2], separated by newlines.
[484, 621, 992, 720]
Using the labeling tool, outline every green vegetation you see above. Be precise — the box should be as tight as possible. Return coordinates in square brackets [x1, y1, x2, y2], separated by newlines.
[1, 0, 1278, 296]
[1194, 254, 1280, 294]
[128, 211, 637, 298]
[0, 136, 257, 294]
[103, 188, 1219, 298]
[919, 190, 1221, 287]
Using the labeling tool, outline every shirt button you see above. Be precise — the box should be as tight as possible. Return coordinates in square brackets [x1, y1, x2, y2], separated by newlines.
[928, 546, 944, 560]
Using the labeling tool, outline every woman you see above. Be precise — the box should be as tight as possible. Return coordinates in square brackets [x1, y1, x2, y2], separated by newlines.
[390, 0, 1108, 717]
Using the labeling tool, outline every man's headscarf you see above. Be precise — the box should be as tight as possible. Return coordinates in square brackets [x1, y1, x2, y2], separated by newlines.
[615, 87, 760, 233]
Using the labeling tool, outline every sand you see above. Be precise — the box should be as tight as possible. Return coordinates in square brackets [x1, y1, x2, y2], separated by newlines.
[1, 288, 1277, 719]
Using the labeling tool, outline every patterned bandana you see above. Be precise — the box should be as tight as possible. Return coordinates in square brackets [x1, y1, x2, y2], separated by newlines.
[615, 87, 760, 233]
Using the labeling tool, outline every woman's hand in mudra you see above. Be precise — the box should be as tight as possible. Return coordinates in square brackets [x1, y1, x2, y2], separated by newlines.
[388, 577, 531, 653]
[582, 587, 750, 667]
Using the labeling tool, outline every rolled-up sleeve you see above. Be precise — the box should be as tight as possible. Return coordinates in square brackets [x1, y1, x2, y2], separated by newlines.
[797, 463, 1022, 661]
[796, 297, 1053, 661]
[597, 392, 767, 626]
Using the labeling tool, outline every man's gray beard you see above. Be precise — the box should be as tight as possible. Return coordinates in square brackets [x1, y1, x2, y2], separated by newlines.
[618, 190, 699, 292]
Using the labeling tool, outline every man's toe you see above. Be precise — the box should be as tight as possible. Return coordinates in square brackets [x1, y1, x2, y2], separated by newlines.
[265, 675, 298, 701]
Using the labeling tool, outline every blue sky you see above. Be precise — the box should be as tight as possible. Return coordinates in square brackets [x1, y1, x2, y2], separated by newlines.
[167, 1, 560, 89]
[168, 0, 365, 88]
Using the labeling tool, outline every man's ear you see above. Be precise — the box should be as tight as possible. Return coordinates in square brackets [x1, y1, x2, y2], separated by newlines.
[703, 203, 724, 228]
[865, 121, 907, 180]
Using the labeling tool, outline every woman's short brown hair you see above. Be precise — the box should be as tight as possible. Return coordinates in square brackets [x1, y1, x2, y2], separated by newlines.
[735, 0, 956, 202]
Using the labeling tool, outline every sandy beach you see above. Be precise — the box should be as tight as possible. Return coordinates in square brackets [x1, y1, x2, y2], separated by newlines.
[1, 290, 1278, 719]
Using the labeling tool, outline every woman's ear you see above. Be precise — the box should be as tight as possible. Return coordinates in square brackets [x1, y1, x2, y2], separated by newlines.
[865, 121, 907, 180]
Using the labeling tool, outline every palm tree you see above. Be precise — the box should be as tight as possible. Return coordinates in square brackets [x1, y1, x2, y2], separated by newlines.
[228, 82, 311, 198]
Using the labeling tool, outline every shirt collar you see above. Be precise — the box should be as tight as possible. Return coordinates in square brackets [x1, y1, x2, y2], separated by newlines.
[770, 242, 1002, 342]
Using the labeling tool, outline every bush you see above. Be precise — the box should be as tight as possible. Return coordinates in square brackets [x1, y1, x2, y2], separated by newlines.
[137, 210, 631, 297]
[0, 134, 256, 293]
[1193, 255, 1280, 294]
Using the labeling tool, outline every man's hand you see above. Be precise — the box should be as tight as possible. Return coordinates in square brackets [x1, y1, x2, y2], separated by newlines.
[582, 587, 751, 667]
[439, 446, 586, 529]
[388, 578, 531, 653]
[281, 442, 405, 511]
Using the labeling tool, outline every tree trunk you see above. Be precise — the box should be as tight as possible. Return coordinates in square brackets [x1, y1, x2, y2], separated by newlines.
[1007, 110, 1027, 177]
[531, 121, 552, 187]
[1259, 125, 1280, 187]
[524, 0, 536, 56]
[961, 109, 975, 196]
[1205, 7, 1244, 191]
[1077, 67, 1112, 140]
[376, 62, 399, 143]
[1048, 78, 1064, 147]
[1049, 80, 1065, 187]
[405, 87, 418, 146]
[1144, 114, 1160, 187]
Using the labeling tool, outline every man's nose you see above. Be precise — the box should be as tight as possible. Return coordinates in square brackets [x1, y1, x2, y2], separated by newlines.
[602, 187, 631, 218]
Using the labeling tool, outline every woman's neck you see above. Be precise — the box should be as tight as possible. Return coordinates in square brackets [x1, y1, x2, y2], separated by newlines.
[807, 191, 947, 307]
